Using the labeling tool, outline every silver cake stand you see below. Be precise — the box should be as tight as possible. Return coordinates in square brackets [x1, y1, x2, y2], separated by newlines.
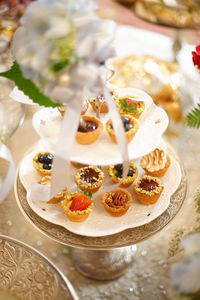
[15, 147, 187, 281]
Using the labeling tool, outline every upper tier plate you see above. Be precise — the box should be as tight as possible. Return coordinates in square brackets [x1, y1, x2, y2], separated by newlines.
[32, 87, 168, 166]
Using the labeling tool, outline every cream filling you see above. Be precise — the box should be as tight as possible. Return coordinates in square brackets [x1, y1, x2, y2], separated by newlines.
[141, 148, 167, 172]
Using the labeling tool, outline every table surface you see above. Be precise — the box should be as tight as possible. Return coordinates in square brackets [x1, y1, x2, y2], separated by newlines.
[1, 3, 200, 298]
[2, 104, 199, 300]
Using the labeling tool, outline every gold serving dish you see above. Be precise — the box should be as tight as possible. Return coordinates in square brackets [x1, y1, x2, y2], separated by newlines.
[110, 54, 183, 122]
[0, 235, 78, 300]
[133, 0, 200, 29]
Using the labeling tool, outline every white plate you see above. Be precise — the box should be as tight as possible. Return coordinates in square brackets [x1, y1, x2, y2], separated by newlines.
[19, 140, 181, 237]
[32, 87, 168, 165]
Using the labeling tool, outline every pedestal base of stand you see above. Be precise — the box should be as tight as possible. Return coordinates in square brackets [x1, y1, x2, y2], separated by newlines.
[72, 246, 137, 281]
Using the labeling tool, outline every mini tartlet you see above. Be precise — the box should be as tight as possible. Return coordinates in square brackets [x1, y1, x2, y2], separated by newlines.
[33, 152, 54, 176]
[58, 101, 88, 116]
[76, 115, 103, 145]
[101, 188, 132, 217]
[140, 148, 171, 177]
[106, 115, 139, 144]
[89, 96, 108, 113]
[61, 192, 93, 222]
[38, 176, 67, 204]
[108, 162, 138, 188]
[134, 175, 164, 205]
[116, 96, 145, 119]
[75, 166, 104, 193]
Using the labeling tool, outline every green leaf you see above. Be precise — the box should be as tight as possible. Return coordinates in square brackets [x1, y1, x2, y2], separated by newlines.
[0, 61, 59, 108]
[52, 58, 70, 73]
[83, 191, 93, 199]
[120, 98, 139, 114]
[186, 103, 200, 129]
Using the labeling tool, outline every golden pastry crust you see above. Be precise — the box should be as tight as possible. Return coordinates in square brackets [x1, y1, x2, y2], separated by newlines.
[106, 114, 139, 144]
[101, 188, 132, 217]
[134, 175, 164, 205]
[76, 115, 103, 145]
[108, 162, 138, 188]
[115, 96, 145, 119]
[33, 152, 53, 176]
[58, 102, 88, 116]
[38, 176, 67, 204]
[75, 166, 104, 193]
[89, 97, 108, 113]
[61, 192, 93, 222]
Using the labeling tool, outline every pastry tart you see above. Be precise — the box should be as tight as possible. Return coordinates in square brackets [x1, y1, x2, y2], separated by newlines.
[75, 166, 104, 193]
[76, 115, 103, 145]
[61, 192, 93, 222]
[33, 152, 54, 176]
[140, 148, 171, 177]
[101, 188, 132, 217]
[115, 96, 145, 119]
[38, 176, 67, 204]
[89, 96, 108, 113]
[108, 162, 138, 188]
[106, 115, 139, 144]
[58, 101, 88, 116]
[134, 175, 164, 205]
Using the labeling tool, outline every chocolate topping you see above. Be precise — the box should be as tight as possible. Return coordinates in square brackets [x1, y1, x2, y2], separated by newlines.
[139, 179, 158, 192]
[78, 120, 97, 133]
[106, 192, 127, 207]
[80, 168, 99, 184]
[106, 192, 127, 208]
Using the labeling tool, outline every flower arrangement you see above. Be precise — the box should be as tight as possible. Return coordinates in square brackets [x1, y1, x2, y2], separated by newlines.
[186, 45, 200, 129]
[0, 0, 116, 107]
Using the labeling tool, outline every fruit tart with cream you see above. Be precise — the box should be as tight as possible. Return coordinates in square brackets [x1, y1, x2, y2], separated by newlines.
[116, 96, 145, 119]
[61, 192, 93, 222]
[134, 175, 164, 205]
[140, 148, 171, 177]
[101, 188, 132, 217]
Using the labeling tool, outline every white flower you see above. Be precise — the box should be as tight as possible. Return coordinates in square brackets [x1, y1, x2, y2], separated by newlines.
[171, 233, 200, 294]
[12, 0, 116, 104]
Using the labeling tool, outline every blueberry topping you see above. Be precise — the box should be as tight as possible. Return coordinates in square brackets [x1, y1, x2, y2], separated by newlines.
[116, 171, 123, 178]
[114, 165, 135, 178]
[115, 164, 123, 172]
[128, 167, 135, 177]
[121, 116, 133, 132]
[111, 117, 133, 132]
[38, 154, 53, 164]
[43, 163, 52, 170]
[122, 116, 130, 124]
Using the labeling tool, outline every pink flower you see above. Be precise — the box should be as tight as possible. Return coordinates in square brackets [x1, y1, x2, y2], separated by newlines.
[192, 45, 200, 70]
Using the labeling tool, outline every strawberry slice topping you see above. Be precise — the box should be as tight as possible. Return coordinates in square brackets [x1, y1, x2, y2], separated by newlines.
[70, 194, 92, 211]
[126, 98, 137, 105]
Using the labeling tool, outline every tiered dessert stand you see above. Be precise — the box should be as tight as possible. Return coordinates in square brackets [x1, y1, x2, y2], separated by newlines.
[14, 85, 187, 281]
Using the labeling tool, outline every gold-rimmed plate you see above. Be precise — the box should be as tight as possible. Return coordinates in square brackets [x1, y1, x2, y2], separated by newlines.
[0, 235, 78, 300]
